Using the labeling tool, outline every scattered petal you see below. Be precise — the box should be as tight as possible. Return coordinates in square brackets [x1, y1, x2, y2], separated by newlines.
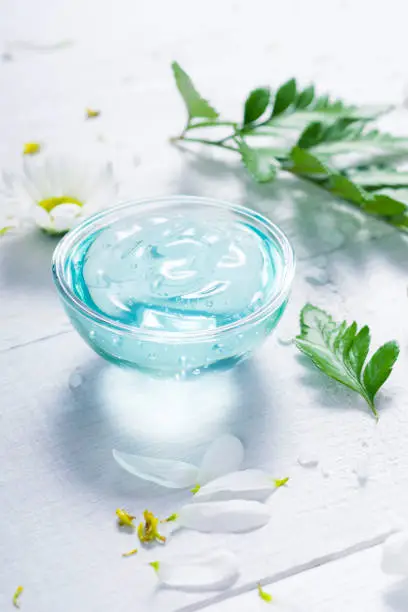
[194, 469, 275, 503]
[274, 477, 289, 488]
[122, 548, 138, 557]
[197, 434, 244, 485]
[113, 449, 198, 489]
[116, 508, 136, 528]
[297, 453, 319, 468]
[150, 550, 239, 591]
[178, 500, 270, 533]
[382, 532, 408, 576]
[23, 142, 40, 155]
[138, 510, 166, 544]
[86, 108, 101, 119]
[12, 586, 23, 608]
[258, 583, 273, 603]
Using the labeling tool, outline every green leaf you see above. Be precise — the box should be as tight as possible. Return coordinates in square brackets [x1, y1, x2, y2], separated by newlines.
[238, 141, 279, 183]
[328, 175, 366, 205]
[243, 88, 270, 125]
[296, 304, 399, 418]
[297, 122, 325, 149]
[363, 341, 400, 407]
[346, 326, 370, 377]
[311, 132, 408, 170]
[264, 105, 388, 134]
[272, 78, 297, 117]
[348, 168, 408, 189]
[171, 62, 219, 120]
[363, 194, 407, 216]
[296, 85, 315, 109]
[314, 94, 330, 110]
[289, 147, 329, 177]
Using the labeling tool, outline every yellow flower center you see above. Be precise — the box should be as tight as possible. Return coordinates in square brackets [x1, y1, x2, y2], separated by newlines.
[23, 142, 41, 155]
[38, 196, 83, 213]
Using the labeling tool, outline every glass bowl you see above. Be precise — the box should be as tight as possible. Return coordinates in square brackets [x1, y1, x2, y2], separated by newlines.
[52, 196, 295, 378]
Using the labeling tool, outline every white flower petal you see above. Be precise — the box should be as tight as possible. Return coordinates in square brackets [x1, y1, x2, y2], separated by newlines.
[178, 499, 270, 533]
[112, 449, 198, 489]
[197, 434, 244, 485]
[50, 203, 82, 232]
[85, 166, 118, 212]
[152, 550, 239, 591]
[382, 532, 408, 576]
[32, 206, 52, 230]
[23, 157, 54, 197]
[194, 469, 275, 503]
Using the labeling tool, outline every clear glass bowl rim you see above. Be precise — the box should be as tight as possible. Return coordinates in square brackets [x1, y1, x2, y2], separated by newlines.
[52, 195, 295, 343]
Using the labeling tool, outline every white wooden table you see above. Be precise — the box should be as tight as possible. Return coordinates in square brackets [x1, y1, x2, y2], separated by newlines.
[1, 1, 408, 610]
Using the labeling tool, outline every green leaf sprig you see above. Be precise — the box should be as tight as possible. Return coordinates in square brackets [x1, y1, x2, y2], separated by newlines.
[295, 304, 399, 419]
[170, 63, 408, 232]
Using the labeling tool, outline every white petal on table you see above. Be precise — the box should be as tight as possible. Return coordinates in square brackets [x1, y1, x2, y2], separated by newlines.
[178, 499, 270, 533]
[112, 449, 198, 488]
[197, 434, 244, 485]
[151, 550, 239, 591]
[194, 469, 275, 502]
[382, 532, 408, 576]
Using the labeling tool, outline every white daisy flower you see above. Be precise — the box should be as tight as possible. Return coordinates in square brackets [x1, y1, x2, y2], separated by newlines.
[1, 154, 118, 235]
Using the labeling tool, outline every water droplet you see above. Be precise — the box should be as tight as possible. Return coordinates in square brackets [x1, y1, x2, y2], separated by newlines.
[278, 337, 293, 346]
[206, 300, 213, 308]
[297, 453, 319, 468]
[112, 336, 122, 347]
[192, 368, 200, 376]
[212, 343, 223, 353]
[178, 356, 187, 365]
[353, 455, 370, 486]
[69, 371, 82, 389]
[148, 353, 157, 361]
[237, 333, 244, 340]
[89, 330, 96, 339]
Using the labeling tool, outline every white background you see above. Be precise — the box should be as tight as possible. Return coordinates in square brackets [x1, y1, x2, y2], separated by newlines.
[0, 1, 408, 610]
